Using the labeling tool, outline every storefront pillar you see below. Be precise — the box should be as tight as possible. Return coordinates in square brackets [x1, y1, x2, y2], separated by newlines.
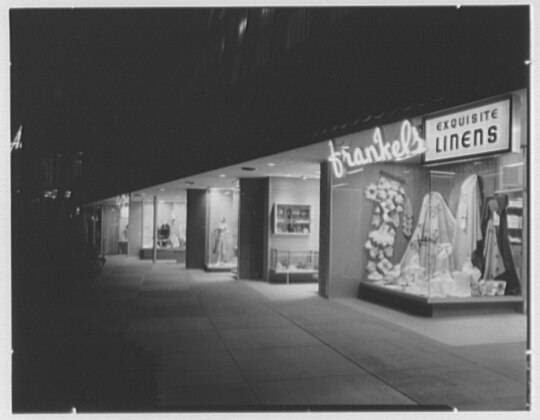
[186, 189, 208, 269]
[238, 178, 269, 280]
[318, 161, 332, 298]
[152, 195, 158, 263]
[127, 199, 143, 257]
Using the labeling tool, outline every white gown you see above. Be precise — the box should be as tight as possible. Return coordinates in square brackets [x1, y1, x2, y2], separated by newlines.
[399, 192, 457, 280]
[452, 174, 483, 269]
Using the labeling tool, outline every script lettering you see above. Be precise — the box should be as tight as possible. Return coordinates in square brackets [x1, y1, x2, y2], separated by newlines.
[328, 120, 426, 178]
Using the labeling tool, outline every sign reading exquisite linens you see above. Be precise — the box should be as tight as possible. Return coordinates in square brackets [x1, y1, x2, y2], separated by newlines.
[328, 120, 426, 178]
[423, 97, 512, 163]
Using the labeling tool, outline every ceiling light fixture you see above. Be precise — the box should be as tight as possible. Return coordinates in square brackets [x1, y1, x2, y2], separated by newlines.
[267, 162, 275, 167]
[219, 174, 227, 178]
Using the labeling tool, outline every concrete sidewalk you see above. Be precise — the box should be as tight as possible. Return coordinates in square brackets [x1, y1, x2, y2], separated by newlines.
[83, 255, 528, 411]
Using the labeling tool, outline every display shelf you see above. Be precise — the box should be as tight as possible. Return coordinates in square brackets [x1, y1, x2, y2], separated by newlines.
[505, 190, 524, 248]
[269, 248, 319, 284]
[359, 282, 524, 317]
[273, 204, 311, 235]
[204, 262, 237, 272]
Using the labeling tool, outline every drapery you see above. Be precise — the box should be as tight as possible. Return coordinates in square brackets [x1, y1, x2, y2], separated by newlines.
[399, 192, 457, 278]
[452, 174, 483, 269]
[475, 195, 521, 295]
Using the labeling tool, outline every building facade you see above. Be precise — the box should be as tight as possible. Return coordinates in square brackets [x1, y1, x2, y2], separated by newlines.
[85, 7, 529, 317]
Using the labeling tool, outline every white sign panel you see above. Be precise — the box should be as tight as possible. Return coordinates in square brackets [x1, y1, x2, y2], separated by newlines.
[423, 97, 512, 163]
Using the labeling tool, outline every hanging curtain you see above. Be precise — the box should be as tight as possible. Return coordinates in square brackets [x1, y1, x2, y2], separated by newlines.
[452, 174, 483, 270]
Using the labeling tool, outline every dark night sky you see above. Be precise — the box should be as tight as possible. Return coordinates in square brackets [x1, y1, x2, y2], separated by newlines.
[10, 8, 205, 156]
[9, 6, 530, 202]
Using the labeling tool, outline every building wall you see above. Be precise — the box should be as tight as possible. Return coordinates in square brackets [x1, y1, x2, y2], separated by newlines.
[238, 178, 269, 279]
[318, 161, 332, 297]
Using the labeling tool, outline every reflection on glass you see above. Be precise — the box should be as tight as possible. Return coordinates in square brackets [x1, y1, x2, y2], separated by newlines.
[142, 199, 187, 250]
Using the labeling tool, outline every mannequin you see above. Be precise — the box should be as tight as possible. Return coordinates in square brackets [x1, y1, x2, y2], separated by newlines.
[477, 195, 521, 295]
[213, 216, 229, 264]
[400, 192, 457, 278]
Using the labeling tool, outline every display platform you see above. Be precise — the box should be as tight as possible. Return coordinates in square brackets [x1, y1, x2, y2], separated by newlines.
[204, 262, 237, 272]
[269, 268, 318, 284]
[358, 282, 523, 317]
[140, 248, 185, 262]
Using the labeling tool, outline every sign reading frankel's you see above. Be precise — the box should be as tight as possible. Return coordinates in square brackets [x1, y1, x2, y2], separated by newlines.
[423, 97, 512, 163]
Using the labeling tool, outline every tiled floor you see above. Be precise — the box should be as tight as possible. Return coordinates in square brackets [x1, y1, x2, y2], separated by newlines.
[84, 256, 528, 411]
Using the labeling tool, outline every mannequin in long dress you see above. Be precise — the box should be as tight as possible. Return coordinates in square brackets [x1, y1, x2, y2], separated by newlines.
[397, 192, 457, 296]
[400, 192, 457, 278]
[452, 174, 483, 270]
[213, 216, 229, 264]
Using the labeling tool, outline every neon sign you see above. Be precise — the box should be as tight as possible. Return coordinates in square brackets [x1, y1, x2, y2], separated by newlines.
[11, 125, 23, 152]
[328, 120, 426, 178]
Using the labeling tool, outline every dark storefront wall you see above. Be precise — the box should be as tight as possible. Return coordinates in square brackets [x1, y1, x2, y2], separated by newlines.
[318, 161, 332, 298]
[186, 189, 207, 269]
[238, 178, 269, 280]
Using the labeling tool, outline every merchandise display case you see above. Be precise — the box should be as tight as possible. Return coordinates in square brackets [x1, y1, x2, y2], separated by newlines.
[269, 248, 319, 284]
[358, 156, 525, 316]
[326, 92, 527, 316]
[273, 204, 311, 235]
[140, 198, 187, 260]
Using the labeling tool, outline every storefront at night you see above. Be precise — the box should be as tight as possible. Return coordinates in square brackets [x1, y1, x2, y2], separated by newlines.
[318, 89, 528, 316]
[86, 88, 528, 317]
